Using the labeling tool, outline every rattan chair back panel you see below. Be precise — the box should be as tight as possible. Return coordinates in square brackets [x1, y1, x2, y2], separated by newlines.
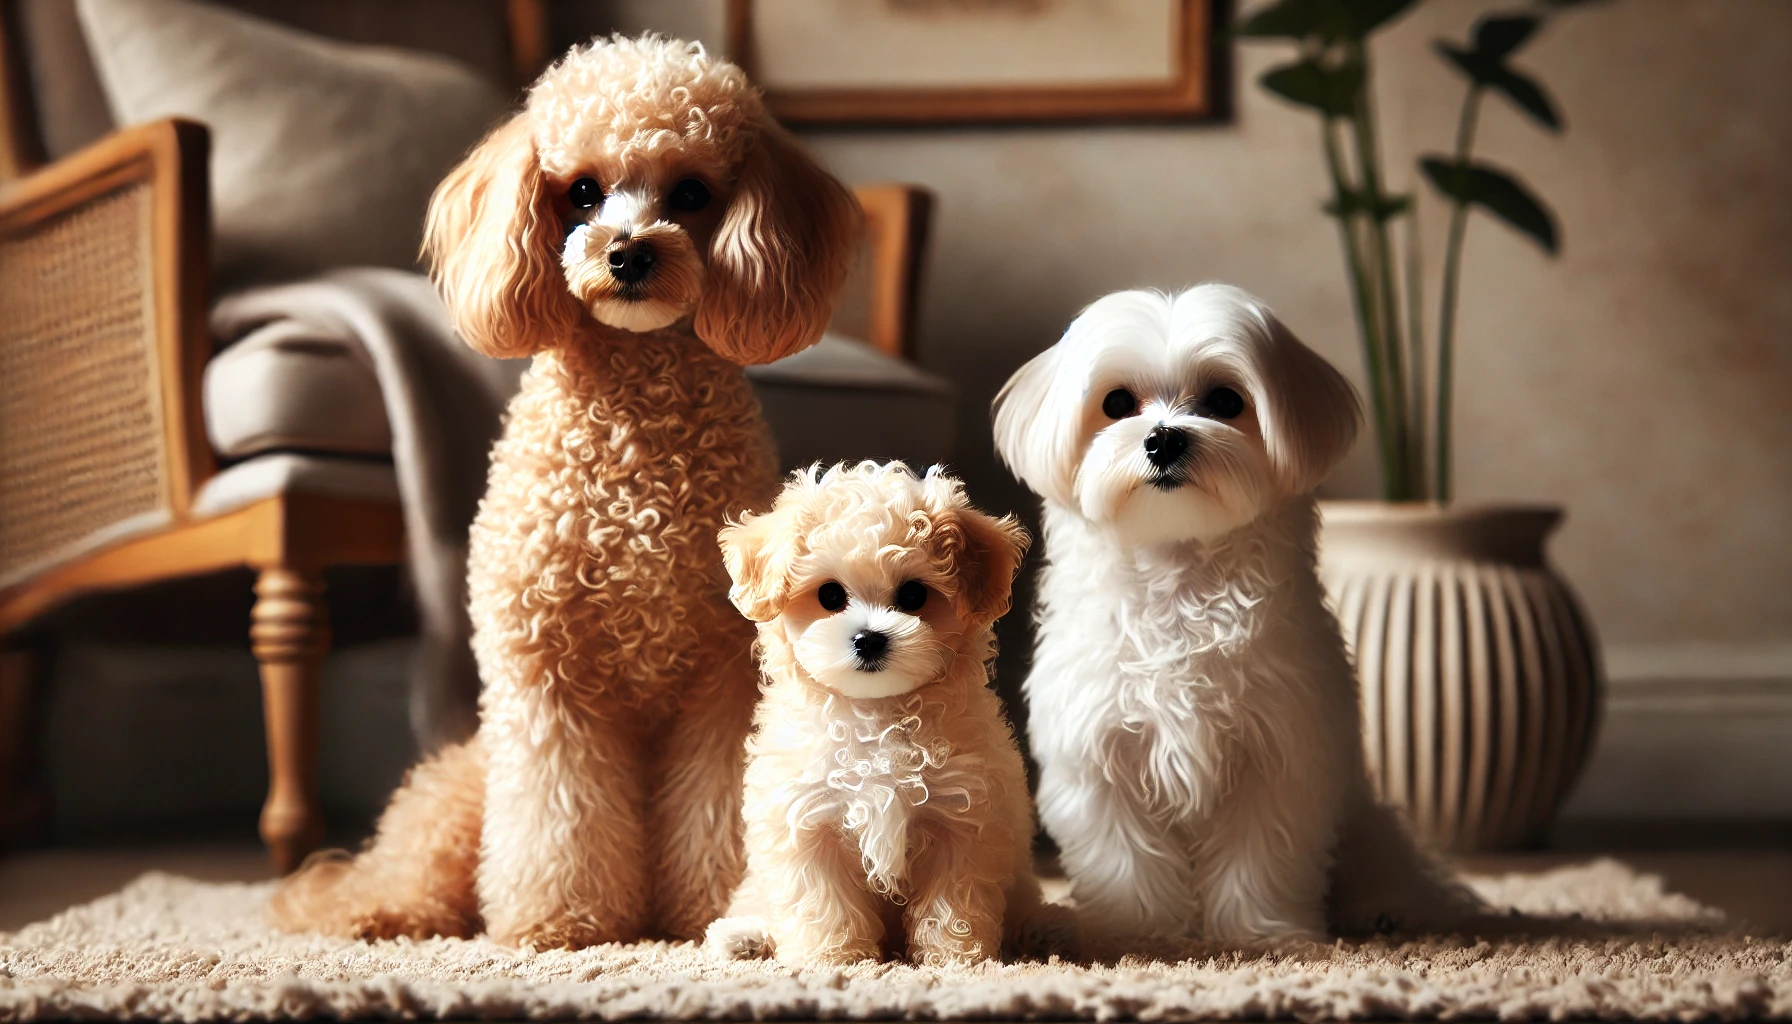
[0, 179, 172, 589]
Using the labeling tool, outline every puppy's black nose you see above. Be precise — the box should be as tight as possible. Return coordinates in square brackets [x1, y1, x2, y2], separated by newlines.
[1143, 425, 1189, 469]
[607, 240, 656, 284]
[851, 630, 889, 664]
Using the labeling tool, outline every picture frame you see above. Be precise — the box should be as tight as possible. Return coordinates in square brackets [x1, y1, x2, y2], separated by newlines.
[725, 0, 1219, 126]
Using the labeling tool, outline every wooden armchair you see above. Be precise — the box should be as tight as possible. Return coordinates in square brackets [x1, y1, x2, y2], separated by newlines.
[0, 1, 936, 872]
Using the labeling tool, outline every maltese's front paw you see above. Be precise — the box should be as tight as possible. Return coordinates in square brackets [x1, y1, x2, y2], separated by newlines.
[705, 916, 775, 960]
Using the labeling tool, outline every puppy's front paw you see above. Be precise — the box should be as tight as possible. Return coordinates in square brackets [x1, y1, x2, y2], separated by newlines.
[705, 916, 775, 960]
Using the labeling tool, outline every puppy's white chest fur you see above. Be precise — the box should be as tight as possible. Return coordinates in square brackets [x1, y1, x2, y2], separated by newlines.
[756, 689, 989, 896]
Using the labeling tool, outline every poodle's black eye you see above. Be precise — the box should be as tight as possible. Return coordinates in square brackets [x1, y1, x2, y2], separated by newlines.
[1102, 388, 1137, 419]
[568, 177, 603, 210]
[895, 580, 928, 613]
[668, 178, 710, 212]
[1202, 386, 1246, 420]
[817, 581, 848, 612]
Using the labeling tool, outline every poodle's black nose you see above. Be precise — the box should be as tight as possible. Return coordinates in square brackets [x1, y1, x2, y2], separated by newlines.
[607, 241, 656, 284]
[1143, 425, 1188, 469]
[852, 630, 889, 665]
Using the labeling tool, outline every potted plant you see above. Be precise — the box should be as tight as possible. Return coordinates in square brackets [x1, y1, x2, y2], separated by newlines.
[1239, 0, 1603, 850]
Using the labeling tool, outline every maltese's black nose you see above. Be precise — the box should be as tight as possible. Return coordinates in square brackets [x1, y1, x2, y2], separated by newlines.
[607, 241, 656, 284]
[851, 630, 889, 665]
[1143, 425, 1188, 469]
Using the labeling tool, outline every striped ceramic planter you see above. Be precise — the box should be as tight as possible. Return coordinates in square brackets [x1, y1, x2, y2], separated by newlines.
[1319, 502, 1603, 852]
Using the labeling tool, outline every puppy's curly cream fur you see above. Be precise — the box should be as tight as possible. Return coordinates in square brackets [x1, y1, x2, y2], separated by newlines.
[703, 464, 1063, 967]
[271, 35, 860, 949]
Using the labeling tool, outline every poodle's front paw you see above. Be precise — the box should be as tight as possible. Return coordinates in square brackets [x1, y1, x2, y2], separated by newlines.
[705, 916, 775, 960]
[490, 912, 631, 951]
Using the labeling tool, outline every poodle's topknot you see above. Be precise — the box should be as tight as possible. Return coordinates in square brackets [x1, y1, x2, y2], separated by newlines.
[528, 34, 765, 178]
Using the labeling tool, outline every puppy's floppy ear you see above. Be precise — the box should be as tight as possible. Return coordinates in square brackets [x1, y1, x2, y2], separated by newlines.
[1250, 311, 1362, 495]
[923, 472, 1031, 627]
[695, 118, 863, 365]
[718, 505, 803, 622]
[423, 114, 580, 359]
[992, 343, 1075, 507]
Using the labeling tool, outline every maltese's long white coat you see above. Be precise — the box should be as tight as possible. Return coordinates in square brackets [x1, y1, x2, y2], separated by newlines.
[995, 285, 1470, 948]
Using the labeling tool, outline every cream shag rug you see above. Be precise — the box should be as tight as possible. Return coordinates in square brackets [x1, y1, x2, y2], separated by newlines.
[1, 859, 1787, 1021]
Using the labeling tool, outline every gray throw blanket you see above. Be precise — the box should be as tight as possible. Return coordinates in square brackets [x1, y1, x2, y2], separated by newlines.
[211, 268, 525, 751]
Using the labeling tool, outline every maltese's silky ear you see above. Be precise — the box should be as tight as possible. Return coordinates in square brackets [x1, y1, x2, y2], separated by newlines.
[718, 503, 805, 622]
[423, 116, 579, 359]
[991, 344, 1075, 507]
[922, 474, 1031, 628]
[695, 120, 863, 366]
[1244, 308, 1362, 495]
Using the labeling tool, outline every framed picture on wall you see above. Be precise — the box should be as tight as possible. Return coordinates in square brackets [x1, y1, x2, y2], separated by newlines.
[725, 0, 1219, 126]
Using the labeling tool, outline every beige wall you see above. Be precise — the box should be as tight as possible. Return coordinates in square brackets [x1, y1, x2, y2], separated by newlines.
[587, 0, 1792, 657]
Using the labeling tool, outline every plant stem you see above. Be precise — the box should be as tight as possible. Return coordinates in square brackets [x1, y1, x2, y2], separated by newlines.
[1435, 84, 1484, 505]
[1345, 39, 1414, 499]
[1403, 202, 1427, 499]
[1321, 116, 1401, 500]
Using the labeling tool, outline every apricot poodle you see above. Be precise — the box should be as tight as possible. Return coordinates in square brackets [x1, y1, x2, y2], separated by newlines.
[271, 35, 860, 949]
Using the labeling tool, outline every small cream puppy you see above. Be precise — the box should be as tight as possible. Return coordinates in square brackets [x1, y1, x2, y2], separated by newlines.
[994, 285, 1470, 949]
[704, 462, 1053, 966]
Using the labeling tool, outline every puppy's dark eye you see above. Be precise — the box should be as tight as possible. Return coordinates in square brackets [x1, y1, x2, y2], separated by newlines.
[1202, 386, 1246, 420]
[568, 177, 603, 210]
[668, 178, 710, 212]
[894, 580, 928, 613]
[817, 581, 848, 612]
[1102, 388, 1137, 419]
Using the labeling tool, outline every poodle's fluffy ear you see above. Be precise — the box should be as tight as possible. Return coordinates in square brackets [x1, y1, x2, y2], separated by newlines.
[923, 474, 1031, 628]
[423, 115, 580, 359]
[695, 119, 862, 365]
[718, 504, 804, 622]
[1250, 312, 1362, 495]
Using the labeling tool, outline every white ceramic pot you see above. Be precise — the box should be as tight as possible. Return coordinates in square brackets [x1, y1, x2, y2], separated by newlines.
[1319, 502, 1603, 852]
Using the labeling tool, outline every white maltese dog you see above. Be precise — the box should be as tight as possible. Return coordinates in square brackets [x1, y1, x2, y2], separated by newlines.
[994, 284, 1472, 950]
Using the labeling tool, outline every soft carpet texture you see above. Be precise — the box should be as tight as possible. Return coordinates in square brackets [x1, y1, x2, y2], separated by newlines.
[1, 860, 1786, 1021]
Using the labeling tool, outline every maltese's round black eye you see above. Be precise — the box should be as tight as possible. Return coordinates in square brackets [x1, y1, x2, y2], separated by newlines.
[895, 580, 928, 612]
[817, 581, 848, 612]
[568, 177, 602, 210]
[1101, 388, 1137, 419]
[1203, 386, 1246, 420]
[668, 178, 710, 212]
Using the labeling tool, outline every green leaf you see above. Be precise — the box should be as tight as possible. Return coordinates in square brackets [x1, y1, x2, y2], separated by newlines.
[1260, 59, 1364, 117]
[1472, 15, 1540, 57]
[1420, 156, 1560, 253]
[1237, 0, 1414, 42]
[1434, 43, 1562, 130]
[1344, 0, 1423, 34]
[1235, 0, 1330, 39]
[1436, 41, 1500, 84]
[1488, 65, 1562, 130]
[1324, 190, 1412, 221]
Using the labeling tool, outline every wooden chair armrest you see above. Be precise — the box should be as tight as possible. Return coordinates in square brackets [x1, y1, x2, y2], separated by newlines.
[0, 118, 213, 514]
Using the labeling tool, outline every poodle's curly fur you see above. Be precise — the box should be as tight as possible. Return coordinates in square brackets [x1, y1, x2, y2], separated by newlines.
[271, 35, 860, 949]
[701, 464, 1064, 967]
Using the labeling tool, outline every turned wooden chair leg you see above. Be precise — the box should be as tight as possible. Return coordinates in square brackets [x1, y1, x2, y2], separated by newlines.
[251, 567, 329, 874]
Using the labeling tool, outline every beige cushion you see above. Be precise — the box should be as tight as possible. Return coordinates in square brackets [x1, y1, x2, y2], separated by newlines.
[192, 454, 400, 517]
[75, 0, 508, 286]
[203, 321, 392, 458]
